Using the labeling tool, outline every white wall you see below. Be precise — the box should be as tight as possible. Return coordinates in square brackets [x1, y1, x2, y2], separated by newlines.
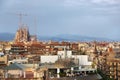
[8, 58, 28, 64]
[40, 51, 91, 66]
[72, 55, 92, 66]
[0, 52, 4, 56]
[40, 55, 58, 63]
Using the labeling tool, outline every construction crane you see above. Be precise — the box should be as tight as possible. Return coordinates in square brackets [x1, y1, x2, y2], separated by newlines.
[16, 13, 27, 28]
[34, 16, 37, 41]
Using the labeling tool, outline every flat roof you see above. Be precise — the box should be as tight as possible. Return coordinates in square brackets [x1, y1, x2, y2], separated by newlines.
[50, 74, 102, 80]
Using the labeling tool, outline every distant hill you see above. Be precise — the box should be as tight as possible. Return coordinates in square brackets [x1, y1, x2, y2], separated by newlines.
[0, 33, 113, 41]
[0, 33, 15, 41]
[38, 34, 113, 41]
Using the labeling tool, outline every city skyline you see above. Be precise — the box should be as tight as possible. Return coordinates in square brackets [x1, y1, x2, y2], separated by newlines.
[0, 0, 120, 40]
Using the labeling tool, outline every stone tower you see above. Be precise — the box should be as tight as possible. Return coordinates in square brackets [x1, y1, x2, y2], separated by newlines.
[14, 25, 30, 42]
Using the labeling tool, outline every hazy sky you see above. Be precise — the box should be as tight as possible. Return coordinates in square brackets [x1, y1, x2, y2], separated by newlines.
[0, 0, 120, 40]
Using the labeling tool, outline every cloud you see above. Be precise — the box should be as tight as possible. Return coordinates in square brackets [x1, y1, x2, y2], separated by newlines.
[63, 0, 120, 7]
[63, 0, 83, 7]
[91, 0, 120, 4]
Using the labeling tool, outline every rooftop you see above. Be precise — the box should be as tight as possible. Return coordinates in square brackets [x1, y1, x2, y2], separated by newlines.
[49, 74, 102, 80]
